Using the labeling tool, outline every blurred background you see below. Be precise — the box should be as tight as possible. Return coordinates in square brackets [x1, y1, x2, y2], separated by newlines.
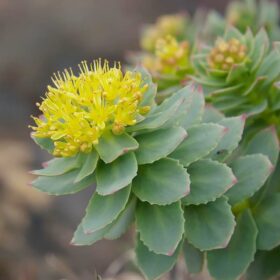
[0, 0, 271, 279]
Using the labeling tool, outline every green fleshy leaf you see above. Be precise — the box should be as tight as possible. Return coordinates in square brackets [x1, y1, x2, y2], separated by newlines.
[136, 201, 184, 255]
[182, 159, 236, 205]
[183, 240, 204, 274]
[226, 63, 248, 84]
[250, 28, 269, 73]
[32, 154, 82, 176]
[170, 123, 225, 166]
[96, 153, 137, 195]
[32, 136, 54, 153]
[254, 194, 280, 250]
[31, 169, 95, 195]
[247, 246, 280, 280]
[95, 131, 139, 163]
[207, 210, 257, 280]
[202, 105, 224, 123]
[136, 66, 157, 108]
[72, 197, 136, 246]
[82, 185, 131, 233]
[133, 158, 190, 205]
[71, 222, 109, 246]
[128, 93, 185, 132]
[136, 236, 182, 280]
[104, 197, 136, 240]
[257, 46, 280, 85]
[246, 127, 279, 165]
[184, 197, 236, 251]
[226, 154, 273, 205]
[75, 150, 99, 182]
[178, 86, 205, 130]
[135, 127, 187, 165]
[214, 115, 245, 155]
[158, 85, 195, 129]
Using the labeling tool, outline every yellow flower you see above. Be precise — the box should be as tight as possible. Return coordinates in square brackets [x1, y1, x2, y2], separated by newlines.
[143, 35, 189, 75]
[140, 14, 187, 52]
[30, 60, 149, 157]
[207, 38, 247, 71]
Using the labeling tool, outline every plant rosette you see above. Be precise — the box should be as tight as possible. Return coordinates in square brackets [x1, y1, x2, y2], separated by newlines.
[30, 60, 274, 280]
[192, 27, 280, 131]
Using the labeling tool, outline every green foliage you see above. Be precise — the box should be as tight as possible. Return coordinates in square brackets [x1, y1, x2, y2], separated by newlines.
[30, 1, 280, 276]
[207, 210, 258, 280]
[184, 197, 236, 251]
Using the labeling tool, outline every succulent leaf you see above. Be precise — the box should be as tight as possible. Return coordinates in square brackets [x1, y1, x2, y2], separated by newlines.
[132, 158, 190, 205]
[207, 209, 257, 280]
[254, 194, 280, 250]
[95, 131, 139, 164]
[245, 127, 279, 165]
[182, 159, 236, 205]
[134, 127, 187, 165]
[183, 240, 204, 274]
[136, 201, 184, 255]
[31, 153, 82, 176]
[31, 169, 96, 195]
[226, 154, 273, 205]
[96, 153, 137, 195]
[75, 150, 99, 183]
[82, 186, 131, 233]
[184, 196, 236, 251]
[136, 237, 182, 280]
[170, 123, 225, 166]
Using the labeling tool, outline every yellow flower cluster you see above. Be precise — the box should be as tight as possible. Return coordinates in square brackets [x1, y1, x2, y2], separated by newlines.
[30, 60, 149, 157]
[143, 35, 189, 75]
[207, 38, 247, 71]
[140, 14, 187, 52]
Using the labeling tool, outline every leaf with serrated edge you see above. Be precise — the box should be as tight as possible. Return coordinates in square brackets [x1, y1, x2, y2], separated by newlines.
[207, 210, 257, 280]
[32, 154, 82, 176]
[185, 197, 236, 251]
[226, 154, 273, 205]
[254, 194, 280, 250]
[71, 222, 109, 246]
[82, 185, 131, 233]
[170, 123, 225, 166]
[104, 197, 136, 240]
[96, 153, 137, 195]
[127, 96, 184, 132]
[95, 131, 138, 163]
[135, 127, 187, 165]
[136, 201, 184, 255]
[31, 169, 95, 195]
[182, 159, 236, 205]
[178, 85, 205, 130]
[246, 127, 279, 166]
[75, 150, 99, 182]
[211, 115, 246, 157]
[133, 158, 190, 205]
[136, 236, 182, 280]
[72, 197, 136, 245]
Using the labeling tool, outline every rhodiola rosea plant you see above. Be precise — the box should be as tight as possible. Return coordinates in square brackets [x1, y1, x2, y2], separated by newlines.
[29, 59, 276, 280]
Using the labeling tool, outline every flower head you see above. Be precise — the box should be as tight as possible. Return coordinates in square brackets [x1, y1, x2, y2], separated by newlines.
[30, 60, 149, 157]
[140, 14, 187, 52]
[143, 35, 190, 75]
[207, 38, 247, 71]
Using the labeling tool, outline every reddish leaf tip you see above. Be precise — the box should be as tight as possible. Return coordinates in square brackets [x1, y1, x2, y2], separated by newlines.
[241, 114, 247, 122]
[42, 161, 49, 168]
